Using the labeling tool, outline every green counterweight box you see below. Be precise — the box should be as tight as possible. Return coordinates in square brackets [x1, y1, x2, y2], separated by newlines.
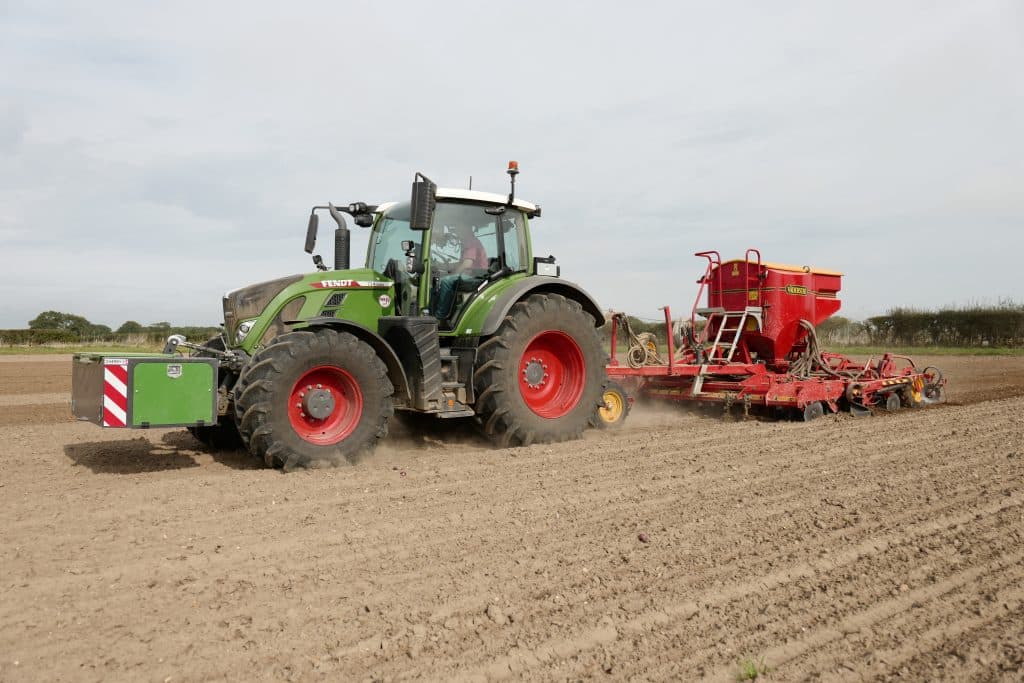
[72, 354, 218, 428]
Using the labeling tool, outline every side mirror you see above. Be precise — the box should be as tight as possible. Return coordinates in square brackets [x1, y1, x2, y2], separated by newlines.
[410, 172, 437, 231]
[304, 213, 318, 254]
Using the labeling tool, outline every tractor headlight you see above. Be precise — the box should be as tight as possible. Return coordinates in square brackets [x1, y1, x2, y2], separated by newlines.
[235, 319, 257, 343]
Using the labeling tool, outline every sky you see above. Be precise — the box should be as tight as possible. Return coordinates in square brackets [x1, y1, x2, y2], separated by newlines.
[1, 0, 1022, 329]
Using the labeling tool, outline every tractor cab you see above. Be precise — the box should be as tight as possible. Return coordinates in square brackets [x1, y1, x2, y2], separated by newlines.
[367, 165, 541, 329]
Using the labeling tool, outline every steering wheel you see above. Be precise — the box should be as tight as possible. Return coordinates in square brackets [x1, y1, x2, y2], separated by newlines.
[430, 250, 461, 278]
[432, 250, 460, 265]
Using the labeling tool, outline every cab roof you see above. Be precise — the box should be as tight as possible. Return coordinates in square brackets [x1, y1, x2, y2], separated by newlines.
[375, 188, 538, 216]
[435, 187, 538, 212]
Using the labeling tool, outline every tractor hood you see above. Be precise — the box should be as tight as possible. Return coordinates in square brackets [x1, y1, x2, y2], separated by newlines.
[223, 274, 304, 341]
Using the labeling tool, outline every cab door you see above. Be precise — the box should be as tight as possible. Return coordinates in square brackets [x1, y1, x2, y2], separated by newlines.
[367, 203, 423, 316]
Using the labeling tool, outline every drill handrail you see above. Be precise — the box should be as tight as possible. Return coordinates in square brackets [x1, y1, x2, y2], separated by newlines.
[744, 248, 762, 310]
[690, 251, 721, 331]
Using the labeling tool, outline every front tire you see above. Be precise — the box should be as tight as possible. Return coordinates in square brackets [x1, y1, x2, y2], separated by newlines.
[234, 329, 393, 469]
[474, 293, 605, 447]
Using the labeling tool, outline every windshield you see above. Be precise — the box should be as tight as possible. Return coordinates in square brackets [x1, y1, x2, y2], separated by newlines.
[368, 201, 418, 273]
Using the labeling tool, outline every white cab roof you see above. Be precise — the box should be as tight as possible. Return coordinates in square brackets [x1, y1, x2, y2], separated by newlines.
[375, 189, 538, 215]
[436, 187, 537, 212]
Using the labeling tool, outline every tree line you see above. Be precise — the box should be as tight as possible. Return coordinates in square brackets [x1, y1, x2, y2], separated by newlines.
[0, 310, 220, 345]
[4, 303, 1022, 348]
[819, 302, 1024, 347]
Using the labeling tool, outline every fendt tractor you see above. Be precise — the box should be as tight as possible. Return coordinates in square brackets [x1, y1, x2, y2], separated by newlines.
[72, 163, 607, 469]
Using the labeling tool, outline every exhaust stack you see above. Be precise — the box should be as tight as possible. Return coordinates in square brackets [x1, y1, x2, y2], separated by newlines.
[328, 203, 350, 271]
[334, 226, 350, 270]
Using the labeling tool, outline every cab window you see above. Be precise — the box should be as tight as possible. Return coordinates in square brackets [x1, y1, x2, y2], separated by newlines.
[429, 202, 528, 274]
[499, 211, 527, 272]
[368, 202, 417, 273]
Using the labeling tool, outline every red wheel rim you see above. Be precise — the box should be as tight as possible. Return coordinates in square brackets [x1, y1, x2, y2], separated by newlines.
[287, 365, 363, 445]
[518, 330, 586, 419]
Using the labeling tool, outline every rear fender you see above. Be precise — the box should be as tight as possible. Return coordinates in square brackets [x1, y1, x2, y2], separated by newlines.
[476, 277, 604, 337]
[296, 317, 411, 406]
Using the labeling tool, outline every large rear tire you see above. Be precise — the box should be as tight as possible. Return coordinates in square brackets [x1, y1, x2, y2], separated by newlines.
[234, 329, 393, 469]
[187, 337, 242, 451]
[473, 293, 605, 447]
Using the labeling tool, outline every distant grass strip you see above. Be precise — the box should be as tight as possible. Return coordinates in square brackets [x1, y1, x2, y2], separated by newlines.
[0, 343, 165, 355]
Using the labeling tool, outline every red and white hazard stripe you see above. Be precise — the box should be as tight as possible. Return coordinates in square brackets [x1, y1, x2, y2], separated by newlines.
[102, 360, 129, 428]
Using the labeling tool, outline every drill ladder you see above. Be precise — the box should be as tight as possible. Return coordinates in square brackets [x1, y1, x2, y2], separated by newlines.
[698, 306, 763, 363]
[691, 306, 763, 396]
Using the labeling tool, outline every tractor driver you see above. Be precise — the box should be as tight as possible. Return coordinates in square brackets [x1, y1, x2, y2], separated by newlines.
[432, 222, 488, 322]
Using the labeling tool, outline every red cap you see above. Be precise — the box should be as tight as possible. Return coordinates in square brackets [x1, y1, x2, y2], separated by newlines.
[507, 160, 519, 172]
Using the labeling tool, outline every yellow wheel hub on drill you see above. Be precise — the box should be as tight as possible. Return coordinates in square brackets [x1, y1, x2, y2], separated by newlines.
[908, 376, 924, 407]
[599, 389, 625, 424]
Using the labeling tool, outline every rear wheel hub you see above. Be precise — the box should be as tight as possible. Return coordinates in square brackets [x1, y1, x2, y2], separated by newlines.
[518, 331, 586, 419]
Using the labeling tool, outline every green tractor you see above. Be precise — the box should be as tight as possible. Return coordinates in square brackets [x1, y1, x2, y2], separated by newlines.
[176, 162, 606, 469]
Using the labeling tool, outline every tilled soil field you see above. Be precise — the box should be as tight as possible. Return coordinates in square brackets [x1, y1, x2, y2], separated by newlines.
[1, 354, 1023, 682]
